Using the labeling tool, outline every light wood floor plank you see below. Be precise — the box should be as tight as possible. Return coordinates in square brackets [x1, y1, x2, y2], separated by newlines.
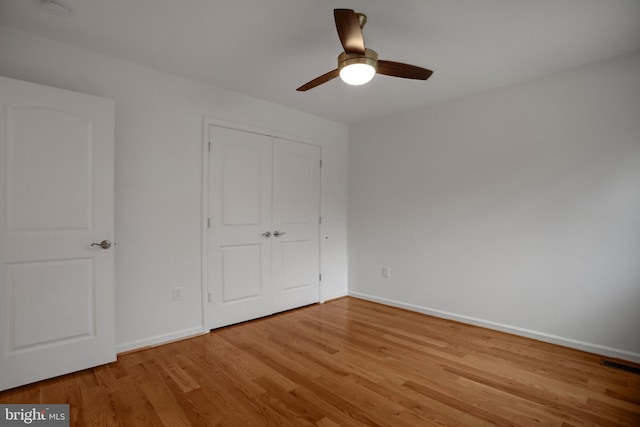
[1, 297, 639, 426]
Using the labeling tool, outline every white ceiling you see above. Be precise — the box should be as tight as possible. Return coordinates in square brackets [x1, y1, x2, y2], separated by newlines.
[1, 0, 640, 124]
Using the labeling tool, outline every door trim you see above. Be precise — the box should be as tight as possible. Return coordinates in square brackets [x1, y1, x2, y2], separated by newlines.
[201, 117, 323, 331]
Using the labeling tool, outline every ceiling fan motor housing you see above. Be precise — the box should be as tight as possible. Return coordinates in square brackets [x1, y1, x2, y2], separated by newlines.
[338, 48, 379, 71]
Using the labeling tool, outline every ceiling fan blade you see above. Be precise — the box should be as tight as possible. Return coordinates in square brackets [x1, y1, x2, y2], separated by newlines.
[377, 60, 433, 80]
[334, 9, 365, 54]
[296, 69, 340, 91]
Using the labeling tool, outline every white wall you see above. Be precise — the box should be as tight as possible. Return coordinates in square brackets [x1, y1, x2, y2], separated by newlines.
[349, 51, 640, 362]
[0, 26, 349, 352]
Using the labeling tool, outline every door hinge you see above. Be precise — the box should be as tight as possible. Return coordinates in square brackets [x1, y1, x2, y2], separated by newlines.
[319, 273, 322, 282]
[208, 141, 211, 152]
[207, 218, 211, 228]
[319, 216, 322, 224]
[319, 159, 323, 168]
[207, 292, 212, 303]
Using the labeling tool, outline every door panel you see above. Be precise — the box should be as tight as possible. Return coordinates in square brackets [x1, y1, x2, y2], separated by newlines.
[280, 240, 313, 290]
[272, 139, 320, 312]
[221, 245, 263, 302]
[8, 107, 92, 231]
[208, 126, 272, 329]
[0, 76, 115, 391]
[9, 259, 94, 349]
[222, 146, 263, 225]
[280, 154, 313, 223]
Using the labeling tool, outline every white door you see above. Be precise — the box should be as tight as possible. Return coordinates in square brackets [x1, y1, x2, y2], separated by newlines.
[207, 126, 274, 329]
[272, 139, 320, 313]
[0, 76, 115, 391]
[207, 126, 320, 329]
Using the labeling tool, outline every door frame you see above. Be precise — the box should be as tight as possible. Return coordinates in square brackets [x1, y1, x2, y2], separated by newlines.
[201, 117, 324, 330]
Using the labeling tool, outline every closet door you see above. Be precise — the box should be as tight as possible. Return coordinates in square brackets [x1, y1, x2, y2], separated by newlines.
[207, 126, 273, 329]
[272, 139, 320, 313]
[207, 126, 321, 329]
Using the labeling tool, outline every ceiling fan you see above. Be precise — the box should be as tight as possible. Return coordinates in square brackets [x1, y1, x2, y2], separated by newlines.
[297, 9, 433, 91]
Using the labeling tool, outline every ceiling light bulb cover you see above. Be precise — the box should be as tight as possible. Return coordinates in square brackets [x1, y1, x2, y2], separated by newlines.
[340, 64, 376, 85]
[338, 48, 378, 86]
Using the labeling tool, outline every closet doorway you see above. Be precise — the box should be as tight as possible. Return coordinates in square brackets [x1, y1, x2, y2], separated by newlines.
[205, 124, 320, 329]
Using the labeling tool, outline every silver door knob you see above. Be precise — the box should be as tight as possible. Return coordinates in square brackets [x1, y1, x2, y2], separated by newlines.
[261, 231, 271, 238]
[273, 231, 286, 237]
[91, 240, 112, 249]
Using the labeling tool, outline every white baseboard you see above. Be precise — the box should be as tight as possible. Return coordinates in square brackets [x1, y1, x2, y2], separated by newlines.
[116, 327, 206, 354]
[348, 291, 640, 363]
[321, 291, 349, 303]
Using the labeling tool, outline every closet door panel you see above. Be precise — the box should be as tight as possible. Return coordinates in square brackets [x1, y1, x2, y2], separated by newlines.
[271, 139, 321, 312]
[208, 126, 273, 329]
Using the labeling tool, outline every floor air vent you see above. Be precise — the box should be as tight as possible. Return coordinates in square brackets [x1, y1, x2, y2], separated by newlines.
[600, 359, 640, 375]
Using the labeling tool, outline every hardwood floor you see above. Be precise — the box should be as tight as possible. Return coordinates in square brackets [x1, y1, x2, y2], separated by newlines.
[1, 297, 639, 426]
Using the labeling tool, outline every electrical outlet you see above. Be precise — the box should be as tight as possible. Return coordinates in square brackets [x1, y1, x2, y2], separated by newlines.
[172, 287, 182, 301]
[382, 267, 391, 278]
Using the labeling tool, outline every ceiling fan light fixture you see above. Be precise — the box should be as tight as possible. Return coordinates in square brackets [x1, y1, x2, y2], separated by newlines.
[340, 63, 376, 86]
[338, 49, 378, 86]
[296, 9, 433, 92]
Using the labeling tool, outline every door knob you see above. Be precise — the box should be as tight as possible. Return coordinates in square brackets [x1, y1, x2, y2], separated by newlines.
[91, 240, 112, 249]
[261, 231, 271, 238]
[273, 231, 286, 237]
